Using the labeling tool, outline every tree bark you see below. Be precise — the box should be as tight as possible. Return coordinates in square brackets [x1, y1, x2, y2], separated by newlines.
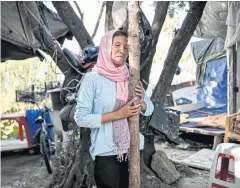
[105, 1, 114, 33]
[21, 1, 70, 75]
[92, 2, 105, 39]
[151, 1, 207, 105]
[52, 1, 94, 49]
[128, 2, 141, 188]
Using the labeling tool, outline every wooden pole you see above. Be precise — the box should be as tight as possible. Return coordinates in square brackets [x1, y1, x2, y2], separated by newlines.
[228, 45, 237, 114]
[128, 1, 140, 188]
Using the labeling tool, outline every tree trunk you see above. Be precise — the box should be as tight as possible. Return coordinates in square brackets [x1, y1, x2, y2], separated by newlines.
[139, 1, 170, 168]
[151, 1, 207, 105]
[92, 2, 106, 39]
[52, 1, 94, 49]
[105, 1, 114, 33]
[21, 1, 70, 75]
[128, 2, 141, 188]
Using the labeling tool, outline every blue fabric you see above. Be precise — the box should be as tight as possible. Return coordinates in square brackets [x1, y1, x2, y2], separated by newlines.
[197, 57, 228, 109]
[25, 109, 41, 145]
[196, 106, 227, 115]
[25, 109, 54, 144]
[74, 72, 154, 160]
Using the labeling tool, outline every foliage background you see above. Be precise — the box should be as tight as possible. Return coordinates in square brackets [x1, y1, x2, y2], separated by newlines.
[0, 56, 62, 139]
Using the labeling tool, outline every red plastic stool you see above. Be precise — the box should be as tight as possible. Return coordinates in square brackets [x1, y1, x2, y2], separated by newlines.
[208, 143, 240, 188]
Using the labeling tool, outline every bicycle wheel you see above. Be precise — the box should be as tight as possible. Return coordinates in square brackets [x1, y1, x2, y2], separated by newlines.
[40, 134, 53, 174]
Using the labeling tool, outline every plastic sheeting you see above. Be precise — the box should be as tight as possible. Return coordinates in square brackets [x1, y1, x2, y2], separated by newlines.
[194, 1, 240, 49]
[191, 38, 228, 109]
[191, 38, 226, 87]
[197, 57, 228, 109]
[25, 109, 53, 145]
[191, 38, 226, 65]
[112, 1, 143, 29]
[1, 1, 72, 62]
[225, 2, 240, 48]
[194, 1, 228, 40]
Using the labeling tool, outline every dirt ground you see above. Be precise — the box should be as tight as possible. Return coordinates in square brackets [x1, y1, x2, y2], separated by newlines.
[1, 150, 53, 188]
[1, 140, 210, 188]
[154, 140, 210, 188]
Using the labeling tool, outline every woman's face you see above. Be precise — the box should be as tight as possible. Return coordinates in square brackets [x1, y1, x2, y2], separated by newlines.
[111, 35, 128, 68]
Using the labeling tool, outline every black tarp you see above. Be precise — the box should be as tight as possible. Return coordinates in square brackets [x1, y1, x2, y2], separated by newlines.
[1, 1, 72, 62]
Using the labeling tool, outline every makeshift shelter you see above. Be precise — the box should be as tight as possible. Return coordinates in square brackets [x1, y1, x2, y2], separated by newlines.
[170, 2, 240, 148]
[194, 1, 240, 113]
[191, 38, 228, 109]
[1, 1, 72, 62]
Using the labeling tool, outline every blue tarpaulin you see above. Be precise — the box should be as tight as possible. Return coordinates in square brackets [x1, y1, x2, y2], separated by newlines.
[197, 57, 228, 109]
[191, 38, 228, 109]
[25, 109, 53, 145]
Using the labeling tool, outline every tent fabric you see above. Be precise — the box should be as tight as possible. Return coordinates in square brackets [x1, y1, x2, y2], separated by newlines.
[191, 38, 226, 87]
[191, 38, 226, 65]
[44, 6, 70, 40]
[194, 1, 228, 40]
[1, 2, 38, 49]
[225, 2, 240, 48]
[194, 1, 240, 48]
[1, 1, 72, 62]
[1, 40, 35, 62]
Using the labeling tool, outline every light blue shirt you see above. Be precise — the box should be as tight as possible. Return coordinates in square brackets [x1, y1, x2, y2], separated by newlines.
[74, 72, 154, 160]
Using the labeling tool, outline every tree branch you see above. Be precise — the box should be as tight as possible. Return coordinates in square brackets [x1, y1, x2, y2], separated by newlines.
[151, 1, 170, 48]
[105, 1, 114, 33]
[74, 1, 84, 23]
[152, 1, 207, 104]
[141, 1, 169, 89]
[92, 2, 105, 39]
[52, 1, 94, 49]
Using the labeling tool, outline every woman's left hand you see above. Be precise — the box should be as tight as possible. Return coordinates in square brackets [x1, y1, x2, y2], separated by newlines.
[135, 81, 147, 112]
[135, 81, 145, 103]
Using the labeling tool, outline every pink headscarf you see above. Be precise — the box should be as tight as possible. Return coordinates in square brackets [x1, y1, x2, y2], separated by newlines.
[93, 29, 129, 103]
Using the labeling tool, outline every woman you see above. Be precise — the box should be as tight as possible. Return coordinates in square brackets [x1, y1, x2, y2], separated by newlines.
[74, 29, 154, 188]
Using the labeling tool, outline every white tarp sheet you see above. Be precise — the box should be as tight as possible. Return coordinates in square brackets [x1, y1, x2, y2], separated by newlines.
[194, 2, 228, 40]
[225, 2, 240, 48]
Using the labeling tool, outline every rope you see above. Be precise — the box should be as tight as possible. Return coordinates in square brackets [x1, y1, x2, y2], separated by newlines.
[24, 4, 84, 76]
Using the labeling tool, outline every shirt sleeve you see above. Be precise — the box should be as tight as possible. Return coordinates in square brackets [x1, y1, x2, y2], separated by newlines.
[140, 95, 154, 116]
[74, 73, 102, 128]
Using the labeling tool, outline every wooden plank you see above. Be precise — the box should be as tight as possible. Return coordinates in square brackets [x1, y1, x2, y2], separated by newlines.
[1, 139, 29, 151]
[179, 126, 225, 136]
[228, 132, 240, 141]
[228, 45, 237, 114]
[236, 42, 240, 111]
[213, 136, 222, 150]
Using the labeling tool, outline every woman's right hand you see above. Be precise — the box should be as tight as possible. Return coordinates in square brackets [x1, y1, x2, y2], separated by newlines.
[116, 97, 141, 119]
